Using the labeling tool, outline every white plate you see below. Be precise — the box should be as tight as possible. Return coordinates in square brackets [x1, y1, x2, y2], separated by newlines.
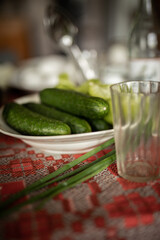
[9, 55, 79, 91]
[0, 94, 114, 154]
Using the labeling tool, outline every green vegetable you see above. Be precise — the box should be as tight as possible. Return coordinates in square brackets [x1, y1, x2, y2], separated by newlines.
[37, 152, 116, 210]
[88, 80, 111, 99]
[3, 102, 71, 136]
[103, 99, 113, 125]
[56, 73, 76, 90]
[88, 82, 113, 125]
[87, 118, 112, 131]
[40, 88, 109, 119]
[24, 102, 92, 134]
[76, 79, 100, 94]
[0, 138, 115, 218]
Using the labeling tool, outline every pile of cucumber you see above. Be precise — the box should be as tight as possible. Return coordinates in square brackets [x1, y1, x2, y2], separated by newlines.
[3, 88, 112, 136]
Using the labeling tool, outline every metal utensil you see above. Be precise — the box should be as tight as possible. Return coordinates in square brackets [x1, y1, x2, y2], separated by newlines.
[43, 3, 98, 83]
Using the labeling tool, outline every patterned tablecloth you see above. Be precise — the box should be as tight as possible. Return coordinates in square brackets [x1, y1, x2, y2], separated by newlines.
[0, 133, 160, 240]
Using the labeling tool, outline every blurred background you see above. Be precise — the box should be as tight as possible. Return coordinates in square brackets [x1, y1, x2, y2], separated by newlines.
[0, 0, 160, 104]
[0, 0, 139, 61]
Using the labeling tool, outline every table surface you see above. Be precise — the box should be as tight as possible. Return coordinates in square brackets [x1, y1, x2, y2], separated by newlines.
[1, 88, 160, 240]
[0, 132, 160, 240]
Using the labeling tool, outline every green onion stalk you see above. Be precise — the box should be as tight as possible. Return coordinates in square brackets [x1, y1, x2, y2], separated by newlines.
[0, 138, 115, 218]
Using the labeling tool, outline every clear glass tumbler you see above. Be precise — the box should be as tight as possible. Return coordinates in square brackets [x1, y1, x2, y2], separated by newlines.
[110, 81, 160, 182]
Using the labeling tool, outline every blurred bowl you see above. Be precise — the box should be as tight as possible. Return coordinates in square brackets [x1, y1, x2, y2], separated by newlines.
[9, 55, 79, 91]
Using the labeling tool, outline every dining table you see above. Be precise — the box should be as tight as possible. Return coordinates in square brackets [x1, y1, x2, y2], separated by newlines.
[0, 87, 160, 240]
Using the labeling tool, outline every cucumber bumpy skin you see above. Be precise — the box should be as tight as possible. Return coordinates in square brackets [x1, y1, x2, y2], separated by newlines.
[3, 102, 71, 136]
[24, 102, 92, 134]
[40, 88, 109, 119]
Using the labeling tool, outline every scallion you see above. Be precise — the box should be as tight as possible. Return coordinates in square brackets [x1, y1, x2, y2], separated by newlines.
[0, 138, 115, 218]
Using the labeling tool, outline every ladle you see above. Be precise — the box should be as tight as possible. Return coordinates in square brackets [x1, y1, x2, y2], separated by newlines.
[43, 3, 98, 83]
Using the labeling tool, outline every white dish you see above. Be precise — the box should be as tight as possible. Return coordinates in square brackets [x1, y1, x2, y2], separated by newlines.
[0, 94, 114, 154]
[9, 55, 79, 91]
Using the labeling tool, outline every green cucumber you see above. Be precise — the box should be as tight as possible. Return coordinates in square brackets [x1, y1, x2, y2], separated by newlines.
[40, 88, 109, 119]
[3, 102, 71, 136]
[24, 102, 92, 134]
[87, 119, 112, 132]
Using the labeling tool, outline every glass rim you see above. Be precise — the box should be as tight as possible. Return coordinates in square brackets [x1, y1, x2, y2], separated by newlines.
[110, 80, 160, 91]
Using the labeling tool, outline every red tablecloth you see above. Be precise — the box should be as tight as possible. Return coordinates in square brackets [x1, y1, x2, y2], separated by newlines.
[0, 133, 160, 240]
